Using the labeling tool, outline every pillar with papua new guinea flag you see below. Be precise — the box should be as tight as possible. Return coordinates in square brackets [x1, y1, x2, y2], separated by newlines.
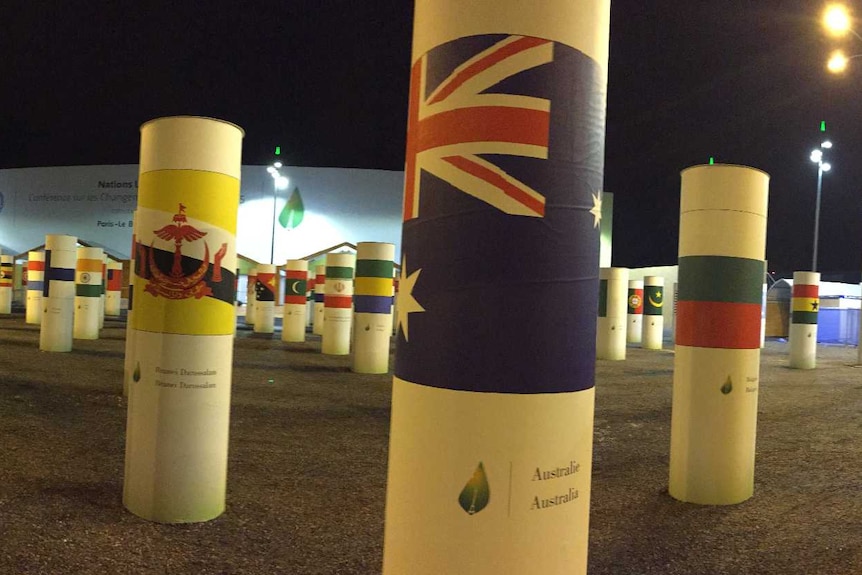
[123, 116, 243, 523]
[73, 246, 104, 340]
[245, 269, 257, 326]
[788, 271, 820, 369]
[0, 254, 13, 314]
[312, 264, 325, 335]
[353, 242, 394, 374]
[669, 164, 769, 505]
[26, 251, 45, 325]
[253, 264, 276, 334]
[123, 211, 138, 397]
[626, 278, 644, 343]
[105, 260, 123, 316]
[282, 259, 308, 342]
[39, 234, 78, 352]
[641, 275, 664, 349]
[383, 1, 610, 572]
[322, 253, 355, 355]
[596, 267, 628, 360]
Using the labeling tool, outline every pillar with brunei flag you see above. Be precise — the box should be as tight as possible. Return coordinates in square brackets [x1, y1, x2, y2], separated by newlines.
[353, 242, 394, 374]
[789, 271, 820, 369]
[312, 265, 325, 335]
[641, 275, 664, 349]
[123, 116, 243, 523]
[597, 267, 628, 360]
[669, 164, 769, 506]
[626, 278, 643, 344]
[73, 246, 104, 340]
[40, 234, 77, 352]
[282, 259, 308, 342]
[26, 251, 45, 325]
[322, 253, 355, 355]
[383, 1, 610, 572]
[105, 260, 123, 316]
[0, 254, 12, 314]
[253, 264, 276, 334]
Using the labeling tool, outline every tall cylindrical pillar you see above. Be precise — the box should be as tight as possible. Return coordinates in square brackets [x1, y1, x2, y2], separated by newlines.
[789, 271, 820, 369]
[253, 264, 276, 334]
[282, 259, 308, 342]
[123, 116, 243, 523]
[124, 212, 138, 396]
[383, 2, 610, 572]
[245, 269, 257, 326]
[39, 235, 78, 352]
[306, 271, 315, 327]
[626, 279, 643, 344]
[321, 253, 355, 355]
[26, 251, 45, 325]
[99, 254, 107, 328]
[312, 265, 325, 335]
[73, 247, 104, 340]
[353, 242, 394, 374]
[641, 275, 664, 350]
[0, 254, 13, 314]
[106, 260, 123, 316]
[670, 164, 769, 505]
[596, 267, 628, 360]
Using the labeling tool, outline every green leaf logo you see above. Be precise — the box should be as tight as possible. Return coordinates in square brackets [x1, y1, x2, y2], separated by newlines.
[278, 186, 304, 229]
[133, 362, 141, 383]
[458, 462, 490, 515]
[721, 376, 733, 395]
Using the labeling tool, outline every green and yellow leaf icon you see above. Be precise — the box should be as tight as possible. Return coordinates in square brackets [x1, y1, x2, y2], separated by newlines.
[721, 376, 733, 395]
[278, 186, 304, 230]
[133, 362, 141, 383]
[458, 462, 490, 515]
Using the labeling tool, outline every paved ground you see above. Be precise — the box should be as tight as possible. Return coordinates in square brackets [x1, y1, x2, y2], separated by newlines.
[0, 314, 860, 574]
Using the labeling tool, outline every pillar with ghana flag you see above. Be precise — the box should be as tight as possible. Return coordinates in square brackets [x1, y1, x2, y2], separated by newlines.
[669, 164, 769, 505]
[123, 116, 242, 523]
[641, 275, 664, 349]
[282, 258, 308, 342]
[383, 1, 610, 572]
[26, 251, 45, 325]
[788, 271, 820, 369]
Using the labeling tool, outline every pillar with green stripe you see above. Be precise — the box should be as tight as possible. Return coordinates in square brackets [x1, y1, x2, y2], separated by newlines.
[313, 265, 326, 335]
[353, 242, 395, 373]
[670, 164, 769, 505]
[789, 271, 819, 369]
[253, 264, 276, 334]
[0, 254, 12, 314]
[123, 116, 243, 523]
[322, 253, 355, 355]
[282, 259, 308, 342]
[642, 275, 664, 349]
[596, 267, 628, 360]
[73, 247, 104, 340]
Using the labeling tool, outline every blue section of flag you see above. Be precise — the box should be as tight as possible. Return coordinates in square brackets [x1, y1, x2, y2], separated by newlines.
[314, 293, 324, 303]
[395, 36, 604, 394]
[27, 281, 44, 291]
[43, 250, 75, 297]
[354, 295, 392, 314]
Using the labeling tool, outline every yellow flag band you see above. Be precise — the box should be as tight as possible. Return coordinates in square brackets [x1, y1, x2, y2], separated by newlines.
[137, 170, 240, 234]
[76, 259, 104, 273]
[792, 298, 819, 312]
[354, 277, 393, 297]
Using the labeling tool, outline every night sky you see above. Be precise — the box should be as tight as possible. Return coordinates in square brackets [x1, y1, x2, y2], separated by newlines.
[2, 1, 860, 277]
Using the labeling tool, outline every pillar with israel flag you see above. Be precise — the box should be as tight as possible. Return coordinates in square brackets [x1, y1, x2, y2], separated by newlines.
[282, 259, 308, 342]
[253, 264, 276, 334]
[669, 164, 769, 506]
[789, 271, 820, 369]
[0, 254, 13, 314]
[73, 246, 104, 339]
[40, 234, 78, 352]
[26, 251, 45, 325]
[353, 242, 394, 374]
[626, 279, 644, 344]
[322, 253, 355, 355]
[641, 275, 664, 349]
[312, 264, 326, 335]
[383, 2, 610, 572]
[123, 116, 243, 523]
[596, 267, 628, 360]
[105, 260, 123, 316]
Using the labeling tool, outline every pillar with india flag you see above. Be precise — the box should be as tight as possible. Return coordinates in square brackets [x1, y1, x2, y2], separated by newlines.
[788, 271, 820, 369]
[282, 259, 308, 342]
[669, 164, 769, 505]
[353, 242, 394, 374]
[312, 264, 326, 335]
[73, 246, 104, 340]
[596, 267, 628, 360]
[321, 253, 355, 355]
[0, 254, 13, 314]
[253, 264, 276, 334]
[26, 251, 45, 325]
[105, 260, 123, 316]
[626, 278, 644, 344]
[383, 1, 610, 572]
[641, 275, 664, 349]
[40, 234, 78, 352]
[123, 116, 242, 523]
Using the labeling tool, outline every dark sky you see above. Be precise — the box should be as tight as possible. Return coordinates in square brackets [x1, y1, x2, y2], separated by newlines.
[2, 1, 860, 277]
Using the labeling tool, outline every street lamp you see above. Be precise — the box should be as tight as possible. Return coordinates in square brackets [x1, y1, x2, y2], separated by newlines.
[823, 4, 862, 72]
[268, 162, 289, 264]
[809, 141, 832, 272]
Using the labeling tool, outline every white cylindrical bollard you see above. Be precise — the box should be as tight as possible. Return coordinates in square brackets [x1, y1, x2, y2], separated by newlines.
[253, 264, 276, 334]
[73, 247, 104, 340]
[626, 279, 643, 344]
[352, 242, 394, 373]
[106, 260, 123, 316]
[596, 267, 628, 360]
[282, 259, 308, 342]
[788, 271, 820, 369]
[321, 253, 355, 355]
[40, 235, 78, 352]
[641, 275, 664, 349]
[26, 251, 45, 325]
[245, 269, 257, 326]
[312, 265, 325, 335]
[0, 254, 14, 314]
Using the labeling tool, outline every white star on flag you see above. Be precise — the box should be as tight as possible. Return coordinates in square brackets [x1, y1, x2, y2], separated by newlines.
[396, 254, 425, 342]
[590, 192, 603, 228]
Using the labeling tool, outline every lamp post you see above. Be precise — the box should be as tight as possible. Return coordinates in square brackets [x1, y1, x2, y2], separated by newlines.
[266, 162, 289, 265]
[809, 142, 832, 272]
[823, 4, 862, 72]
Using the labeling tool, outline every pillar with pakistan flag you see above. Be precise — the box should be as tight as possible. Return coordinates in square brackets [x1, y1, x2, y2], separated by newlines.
[123, 116, 243, 523]
[40, 234, 77, 352]
[0, 254, 12, 314]
[105, 260, 123, 316]
[788, 271, 820, 369]
[669, 164, 769, 505]
[282, 259, 308, 342]
[641, 275, 664, 349]
[322, 253, 355, 355]
[26, 251, 45, 325]
[626, 278, 643, 343]
[383, 1, 610, 572]
[353, 242, 394, 374]
[596, 267, 628, 360]
[73, 246, 104, 339]
[253, 264, 276, 334]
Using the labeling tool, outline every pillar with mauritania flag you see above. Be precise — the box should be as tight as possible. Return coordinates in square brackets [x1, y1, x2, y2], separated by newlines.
[40, 234, 77, 352]
[626, 279, 643, 344]
[105, 260, 123, 316]
[282, 259, 308, 342]
[73, 246, 104, 340]
[383, 1, 610, 572]
[641, 275, 664, 349]
[322, 253, 355, 355]
[123, 116, 243, 523]
[312, 265, 326, 335]
[253, 264, 276, 334]
[352, 242, 394, 374]
[789, 271, 819, 369]
[26, 251, 45, 325]
[669, 164, 769, 506]
[596, 267, 628, 360]
[0, 254, 13, 314]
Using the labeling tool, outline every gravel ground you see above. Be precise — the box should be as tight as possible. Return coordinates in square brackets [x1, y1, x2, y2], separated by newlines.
[0, 314, 859, 574]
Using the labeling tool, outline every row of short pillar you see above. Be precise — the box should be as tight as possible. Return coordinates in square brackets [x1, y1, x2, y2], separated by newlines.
[597, 270, 665, 359]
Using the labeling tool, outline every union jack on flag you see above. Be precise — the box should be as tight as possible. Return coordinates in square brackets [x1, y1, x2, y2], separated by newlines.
[403, 35, 554, 221]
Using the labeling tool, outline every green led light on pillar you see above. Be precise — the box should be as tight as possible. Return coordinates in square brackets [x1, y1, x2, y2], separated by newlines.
[275, 146, 281, 156]
[820, 121, 826, 132]
[709, 157, 715, 165]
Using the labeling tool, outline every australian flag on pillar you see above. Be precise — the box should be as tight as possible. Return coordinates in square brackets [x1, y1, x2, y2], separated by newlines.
[395, 34, 606, 394]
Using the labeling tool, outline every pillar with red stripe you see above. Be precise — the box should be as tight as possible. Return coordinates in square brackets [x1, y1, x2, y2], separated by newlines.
[105, 260, 123, 316]
[0, 254, 13, 314]
[312, 265, 326, 335]
[670, 164, 769, 505]
[306, 269, 315, 327]
[253, 264, 276, 334]
[245, 269, 257, 326]
[789, 271, 820, 369]
[26, 251, 45, 325]
[322, 253, 355, 355]
[282, 259, 308, 342]
[626, 279, 643, 344]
